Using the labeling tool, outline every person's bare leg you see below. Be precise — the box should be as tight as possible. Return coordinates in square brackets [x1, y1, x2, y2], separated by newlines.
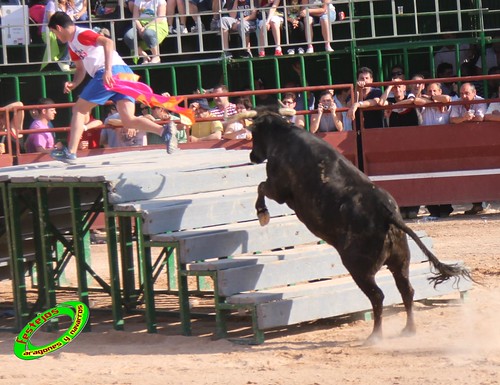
[68, 98, 96, 154]
[116, 98, 163, 135]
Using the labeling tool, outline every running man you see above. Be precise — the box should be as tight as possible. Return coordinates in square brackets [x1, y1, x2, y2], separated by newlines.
[48, 11, 177, 162]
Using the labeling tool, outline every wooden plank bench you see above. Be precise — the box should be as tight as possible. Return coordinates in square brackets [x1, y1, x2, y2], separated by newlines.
[210, 233, 471, 344]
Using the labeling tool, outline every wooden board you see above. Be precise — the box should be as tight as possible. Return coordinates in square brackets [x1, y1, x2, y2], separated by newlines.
[151, 215, 319, 264]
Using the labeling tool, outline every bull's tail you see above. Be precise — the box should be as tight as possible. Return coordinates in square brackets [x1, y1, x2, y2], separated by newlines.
[390, 215, 474, 287]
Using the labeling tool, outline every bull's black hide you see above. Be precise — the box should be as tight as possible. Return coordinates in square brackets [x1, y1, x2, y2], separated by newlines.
[248, 108, 472, 343]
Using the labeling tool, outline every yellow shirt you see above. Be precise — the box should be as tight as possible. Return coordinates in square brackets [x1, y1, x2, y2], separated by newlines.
[190, 119, 223, 139]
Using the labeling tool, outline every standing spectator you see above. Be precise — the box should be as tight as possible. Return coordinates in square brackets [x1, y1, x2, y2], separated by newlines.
[347, 66, 384, 129]
[414, 82, 454, 218]
[220, 0, 258, 59]
[189, 99, 224, 142]
[285, 0, 306, 54]
[310, 90, 343, 133]
[124, 0, 169, 64]
[223, 97, 253, 139]
[300, 0, 335, 53]
[450, 82, 488, 215]
[436, 62, 458, 97]
[209, 84, 238, 118]
[434, 33, 472, 75]
[48, 12, 176, 162]
[24, 98, 63, 154]
[257, 0, 284, 57]
[280, 92, 305, 128]
[0, 101, 25, 154]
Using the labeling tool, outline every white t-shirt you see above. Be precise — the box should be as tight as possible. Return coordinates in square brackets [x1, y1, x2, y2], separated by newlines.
[133, 0, 167, 20]
[450, 95, 488, 119]
[420, 106, 451, 126]
[68, 27, 127, 77]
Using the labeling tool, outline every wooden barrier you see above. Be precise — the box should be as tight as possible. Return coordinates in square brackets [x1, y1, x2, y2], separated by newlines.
[362, 122, 500, 207]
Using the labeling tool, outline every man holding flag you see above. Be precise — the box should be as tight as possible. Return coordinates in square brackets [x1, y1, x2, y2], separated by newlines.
[47, 12, 193, 162]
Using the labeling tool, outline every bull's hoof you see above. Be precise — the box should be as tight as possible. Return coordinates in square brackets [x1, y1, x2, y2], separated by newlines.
[400, 325, 416, 337]
[363, 331, 383, 346]
[258, 211, 270, 226]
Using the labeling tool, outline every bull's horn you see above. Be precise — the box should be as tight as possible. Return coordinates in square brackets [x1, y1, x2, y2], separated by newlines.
[227, 110, 257, 123]
[279, 107, 296, 116]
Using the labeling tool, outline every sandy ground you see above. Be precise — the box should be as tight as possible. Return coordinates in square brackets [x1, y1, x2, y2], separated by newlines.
[0, 205, 499, 385]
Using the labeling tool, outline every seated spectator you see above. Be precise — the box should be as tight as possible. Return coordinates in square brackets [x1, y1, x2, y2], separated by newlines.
[347, 66, 384, 129]
[189, 98, 224, 142]
[141, 103, 186, 144]
[223, 97, 253, 139]
[310, 90, 343, 133]
[210, 84, 238, 118]
[220, 0, 258, 59]
[0, 101, 25, 154]
[73, 0, 89, 22]
[300, 0, 336, 53]
[167, 0, 187, 34]
[280, 92, 305, 128]
[73, 113, 103, 150]
[124, 0, 169, 64]
[24, 98, 63, 154]
[285, 0, 306, 54]
[257, 0, 284, 57]
[333, 87, 352, 131]
[100, 104, 148, 148]
[188, 0, 217, 32]
[414, 83, 454, 218]
[408, 74, 425, 99]
[450, 82, 488, 215]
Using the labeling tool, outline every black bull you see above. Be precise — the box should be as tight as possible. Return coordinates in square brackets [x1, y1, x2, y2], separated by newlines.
[248, 110, 472, 343]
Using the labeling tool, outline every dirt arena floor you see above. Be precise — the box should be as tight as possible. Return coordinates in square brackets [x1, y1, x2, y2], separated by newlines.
[0, 204, 499, 385]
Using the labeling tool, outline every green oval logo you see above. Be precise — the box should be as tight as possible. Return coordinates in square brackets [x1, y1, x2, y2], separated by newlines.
[13, 301, 89, 360]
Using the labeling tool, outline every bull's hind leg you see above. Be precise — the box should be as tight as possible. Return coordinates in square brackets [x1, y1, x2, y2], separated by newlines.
[256, 182, 270, 226]
[386, 239, 416, 336]
[349, 273, 385, 344]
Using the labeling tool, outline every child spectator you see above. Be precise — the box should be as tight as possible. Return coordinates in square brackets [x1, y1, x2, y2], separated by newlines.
[285, 0, 306, 54]
[189, 99, 223, 142]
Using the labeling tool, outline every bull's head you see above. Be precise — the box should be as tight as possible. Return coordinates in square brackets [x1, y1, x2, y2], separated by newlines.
[228, 107, 296, 164]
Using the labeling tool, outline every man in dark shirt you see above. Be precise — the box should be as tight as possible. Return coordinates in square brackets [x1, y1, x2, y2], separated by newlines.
[347, 67, 384, 129]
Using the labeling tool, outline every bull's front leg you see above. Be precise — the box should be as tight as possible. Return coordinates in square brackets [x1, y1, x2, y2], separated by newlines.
[255, 181, 270, 226]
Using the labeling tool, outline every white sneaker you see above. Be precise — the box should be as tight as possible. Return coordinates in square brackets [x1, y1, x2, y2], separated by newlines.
[306, 46, 314, 54]
[58, 62, 71, 72]
[287, 48, 295, 55]
[175, 24, 188, 34]
[297, 47, 305, 54]
[191, 24, 206, 33]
